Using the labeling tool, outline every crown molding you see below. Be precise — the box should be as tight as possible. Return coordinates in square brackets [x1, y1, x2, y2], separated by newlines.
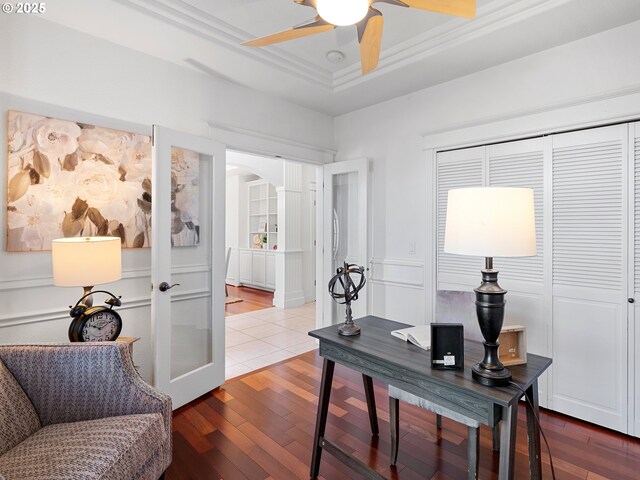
[332, 0, 574, 90]
[112, 0, 334, 90]
[113, 0, 574, 93]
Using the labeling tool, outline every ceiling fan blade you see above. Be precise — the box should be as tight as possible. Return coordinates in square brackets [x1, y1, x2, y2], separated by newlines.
[357, 8, 384, 75]
[243, 16, 335, 47]
[376, 0, 476, 18]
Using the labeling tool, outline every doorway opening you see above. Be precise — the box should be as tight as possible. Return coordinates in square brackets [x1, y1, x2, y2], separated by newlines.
[224, 149, 319, 379]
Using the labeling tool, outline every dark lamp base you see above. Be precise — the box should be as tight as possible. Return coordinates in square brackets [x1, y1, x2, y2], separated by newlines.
[338, 323, 361, 336]
[472, 363, 512, 387]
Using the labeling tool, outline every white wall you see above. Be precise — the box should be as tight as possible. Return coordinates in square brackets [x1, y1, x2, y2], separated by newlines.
[227, 151, 284, 189]
[334, 19, 640, 325]
[0, 14, 334, 381]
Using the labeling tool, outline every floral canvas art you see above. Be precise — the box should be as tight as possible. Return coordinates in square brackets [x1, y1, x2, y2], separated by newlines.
[6, 111, 200, 251]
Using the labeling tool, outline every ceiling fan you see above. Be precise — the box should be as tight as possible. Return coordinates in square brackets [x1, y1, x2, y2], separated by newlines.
[243, 0, 476, 75]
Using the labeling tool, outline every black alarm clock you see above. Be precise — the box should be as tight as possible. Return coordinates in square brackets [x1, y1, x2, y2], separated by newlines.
[68, 290, 123, 342]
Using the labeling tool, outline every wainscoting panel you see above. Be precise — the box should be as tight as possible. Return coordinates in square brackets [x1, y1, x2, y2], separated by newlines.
[369, 257, 425, 323]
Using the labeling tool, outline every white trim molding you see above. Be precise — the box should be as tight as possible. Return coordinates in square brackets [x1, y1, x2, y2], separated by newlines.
[369, 257, 425, 290]
[206, 122, 335, 165]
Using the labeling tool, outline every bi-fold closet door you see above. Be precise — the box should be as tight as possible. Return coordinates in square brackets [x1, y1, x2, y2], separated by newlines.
[551, 125, 629, 433]
[631, 122, 640, 436]
[436, 139, 549, 407]
[436, 123, 640, 434]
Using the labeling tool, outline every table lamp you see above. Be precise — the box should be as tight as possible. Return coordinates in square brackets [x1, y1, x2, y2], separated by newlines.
[52, 237, 122, 307]
[444, 187, 536, 387]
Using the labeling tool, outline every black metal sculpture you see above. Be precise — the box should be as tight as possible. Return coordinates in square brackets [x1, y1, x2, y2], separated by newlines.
[328, 261, 366, 336]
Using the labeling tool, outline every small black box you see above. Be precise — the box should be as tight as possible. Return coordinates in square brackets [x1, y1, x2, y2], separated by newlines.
[431, 323, 464, 370]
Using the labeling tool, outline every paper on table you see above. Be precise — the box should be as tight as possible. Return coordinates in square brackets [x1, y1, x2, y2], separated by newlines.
[390, 325, 430, 350]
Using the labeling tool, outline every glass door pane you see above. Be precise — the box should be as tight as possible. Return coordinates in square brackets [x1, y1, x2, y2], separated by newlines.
[169, 147, 212, 380]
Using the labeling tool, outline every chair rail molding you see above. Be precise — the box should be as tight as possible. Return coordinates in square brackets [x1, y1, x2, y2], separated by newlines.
[369, 257, 425, 290]
[0, 286, 211, 329]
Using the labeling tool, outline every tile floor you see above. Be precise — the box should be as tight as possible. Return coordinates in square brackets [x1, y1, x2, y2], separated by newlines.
[225, 301, 317, 379]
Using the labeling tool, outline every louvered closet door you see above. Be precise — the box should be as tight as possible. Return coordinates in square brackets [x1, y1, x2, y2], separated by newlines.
[437, 147, 484, 289]
[552, 124, 629, 432]
[487, 139, 545, 289]
[632, 122, 640, 436]
[487, 139, 549, 404]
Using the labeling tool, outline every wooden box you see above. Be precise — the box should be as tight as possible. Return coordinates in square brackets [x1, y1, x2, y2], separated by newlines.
[498, 325, 527, 366]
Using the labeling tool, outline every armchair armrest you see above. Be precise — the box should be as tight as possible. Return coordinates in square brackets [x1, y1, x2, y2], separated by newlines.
[0, 343, 171, 437]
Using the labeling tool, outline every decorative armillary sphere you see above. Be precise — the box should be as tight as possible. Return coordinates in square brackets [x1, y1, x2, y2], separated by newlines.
[328, 261, 366, 336]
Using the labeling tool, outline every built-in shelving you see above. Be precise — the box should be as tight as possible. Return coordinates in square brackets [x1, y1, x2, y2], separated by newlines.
[247, 180, 278, 250]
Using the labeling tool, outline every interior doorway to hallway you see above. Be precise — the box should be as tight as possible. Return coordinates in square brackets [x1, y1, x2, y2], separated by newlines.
[224, 150, 319, 379]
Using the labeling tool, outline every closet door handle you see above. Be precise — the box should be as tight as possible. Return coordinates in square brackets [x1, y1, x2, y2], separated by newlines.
[629, 298, 635, 304]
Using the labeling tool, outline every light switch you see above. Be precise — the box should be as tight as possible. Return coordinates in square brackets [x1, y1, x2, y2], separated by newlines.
[408, 242, 416, 255]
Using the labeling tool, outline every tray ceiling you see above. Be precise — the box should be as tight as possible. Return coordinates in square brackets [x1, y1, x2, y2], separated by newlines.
[42, 0, 640, 115]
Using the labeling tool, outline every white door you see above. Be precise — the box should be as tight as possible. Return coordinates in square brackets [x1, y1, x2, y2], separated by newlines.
[630, 121, 640, 436]
[322, 159, 369, 327]
[310, 187, 317, 302]
[551, 124, 628, 432]
[151, 126, 226, 410]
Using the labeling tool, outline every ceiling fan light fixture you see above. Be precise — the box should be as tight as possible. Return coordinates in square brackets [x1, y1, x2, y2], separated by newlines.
[316, 0, 369, 27]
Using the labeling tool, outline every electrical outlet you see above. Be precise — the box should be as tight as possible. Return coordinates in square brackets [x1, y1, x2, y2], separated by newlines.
[408, 242, 416, 255]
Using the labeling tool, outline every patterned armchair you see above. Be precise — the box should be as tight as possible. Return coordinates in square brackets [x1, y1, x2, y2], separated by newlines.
[0, 342, 171, 480]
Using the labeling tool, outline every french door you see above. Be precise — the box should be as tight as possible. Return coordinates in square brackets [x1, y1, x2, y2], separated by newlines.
[322, 159, 369, 326]
[151, 126, 226, 409]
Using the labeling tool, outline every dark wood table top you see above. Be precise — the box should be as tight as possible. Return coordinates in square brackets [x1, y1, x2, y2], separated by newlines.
[309, 315, 552, 408]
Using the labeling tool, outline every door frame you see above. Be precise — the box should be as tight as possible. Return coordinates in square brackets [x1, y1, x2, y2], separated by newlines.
[318, 158, 370, 328]
[208, 124, 335, 330]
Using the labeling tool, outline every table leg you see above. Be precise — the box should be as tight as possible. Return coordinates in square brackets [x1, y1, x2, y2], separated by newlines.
[468, 425, 479, 480]
[498, 403, 518, 480]
[389, 397, 399, 466]
[492, 423, 501, 452]
[310, 358, 335, 479]
[525, 381, 542, 480]
[362, 374, 379, 436]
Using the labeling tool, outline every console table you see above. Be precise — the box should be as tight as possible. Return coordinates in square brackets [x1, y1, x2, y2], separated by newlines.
[308, 316, 552, 480]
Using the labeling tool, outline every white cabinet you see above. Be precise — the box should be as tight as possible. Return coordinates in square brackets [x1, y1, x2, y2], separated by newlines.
[239, 250, 252, 284]
[252, 252, 266, 286]
[265, 252, 276, 290]
[237, 249, 276, 291]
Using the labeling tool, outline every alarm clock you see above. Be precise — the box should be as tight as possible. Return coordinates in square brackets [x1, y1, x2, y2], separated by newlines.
[68, 290, 123, 342]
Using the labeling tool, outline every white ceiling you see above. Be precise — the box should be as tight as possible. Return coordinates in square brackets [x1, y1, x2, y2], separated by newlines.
[43, 0, 640, 116]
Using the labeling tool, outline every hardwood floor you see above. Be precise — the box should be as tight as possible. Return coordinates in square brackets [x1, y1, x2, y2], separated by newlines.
[226, 285, 274, 316]
[167, 350, 640, 480]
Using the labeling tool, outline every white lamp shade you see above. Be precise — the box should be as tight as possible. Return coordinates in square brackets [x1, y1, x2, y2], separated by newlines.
[444, 187, 537, 258]
[52, 237, 122, 287]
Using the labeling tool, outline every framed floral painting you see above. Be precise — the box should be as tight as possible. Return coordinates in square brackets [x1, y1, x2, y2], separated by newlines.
[6, 111, 200, 251]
